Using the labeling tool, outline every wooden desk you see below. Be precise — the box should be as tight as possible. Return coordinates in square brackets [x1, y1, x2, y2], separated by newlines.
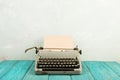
[0, 60, 120, 80]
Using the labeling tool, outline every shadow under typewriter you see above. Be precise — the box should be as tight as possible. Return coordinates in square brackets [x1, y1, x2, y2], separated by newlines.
[25, 36, 82, 74]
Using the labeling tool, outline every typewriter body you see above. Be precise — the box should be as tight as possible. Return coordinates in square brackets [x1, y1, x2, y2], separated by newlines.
[25, 36, 82, 74]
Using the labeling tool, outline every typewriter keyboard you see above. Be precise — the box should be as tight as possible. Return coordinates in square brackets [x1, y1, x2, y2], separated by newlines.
[37, 57, 80, 70]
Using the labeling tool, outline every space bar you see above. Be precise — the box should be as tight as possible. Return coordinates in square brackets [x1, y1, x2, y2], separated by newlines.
[43, 68, 74, 71]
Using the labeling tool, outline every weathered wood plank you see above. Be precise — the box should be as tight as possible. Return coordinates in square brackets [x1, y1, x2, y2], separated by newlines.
[85, 61, 120, 80]
[0, 60, 17, 78]
[49, 75, 71, 80]
[71, 62, 94, 80]
[1, 60, 120, 80]
[0, 60, 33, 80]
[105, 62, 120, 77]
[23, 61, 48, 80]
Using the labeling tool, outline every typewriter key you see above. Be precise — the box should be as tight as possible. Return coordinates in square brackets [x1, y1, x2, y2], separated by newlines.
[42, 65, 45, 68]
[66, 65, 68, 67]
[69, 65, 71, 67]
[47, 62, 50, 64]
[44, 62, 47, 64]
[72, 65, 74, 68]
[46, 65, 48, 67]
[54, 62, 57, 64]
[73, 62, 76, 65]
[49, 65, 52, 67]
[38, 65, 42, 68]
[70, 62, 72, 64]
[63, 62, 66, 64]
[58, 62, 60, 64]
[56, 65, 58, 67]
[59, 65, 62, 67]
[63, 65, 65, 68]
[61, 62, 63, 64]
[67, 62, 69, 64]
[51, 62, 53, 64]
[53, 65, 55, 67]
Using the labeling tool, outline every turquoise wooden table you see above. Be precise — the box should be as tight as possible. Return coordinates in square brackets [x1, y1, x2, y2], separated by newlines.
[0, 60, 120, 80]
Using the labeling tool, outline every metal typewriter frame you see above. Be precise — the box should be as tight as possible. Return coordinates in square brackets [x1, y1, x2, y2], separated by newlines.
[25, 46, 82, 75]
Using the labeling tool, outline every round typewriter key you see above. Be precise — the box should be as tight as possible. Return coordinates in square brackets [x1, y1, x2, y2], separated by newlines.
[47, 62, 50, 64]
[51, 62, 53, 64]
[62, 60, 65, 62]
[70, 62, 72, 64]
[45, 59, 47, 62]
[59, 60, 62, 62]
[66, 65, 68, 67]
[53, 65, 56, 67]
[71, 60, 74, 62]
[75, 65, 79, 68]
[58, 62, 60, 64]
[46, 65, 48, 67]
[47, 60, 50, 62]
[39, 65, 42, 68]
[67, 62, 69, 64]
[69, 65, 71, 67]
[49, 60, 51, 62]
[56, 65, 58, 67]
[53, 60, 55, 62]
[72, 65, 74, 68]
[49, 65, 52, 67]
[59, 65, 62, 67]
[63, 65, 65, 68]
[54, 62, 56, 64]
[73, 62, 76, 64]
[69, 60, 71, 62]
[63, 62, 66, 64]
[51, 65, 54, 68]
[61, 62, 63, 64]
[42, 65, 45, 67]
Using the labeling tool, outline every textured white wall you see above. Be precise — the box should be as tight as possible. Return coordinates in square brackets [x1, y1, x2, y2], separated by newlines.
[0, 0, 120, 61]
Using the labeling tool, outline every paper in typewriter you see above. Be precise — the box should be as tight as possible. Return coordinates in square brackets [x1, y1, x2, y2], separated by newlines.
[44, 36, 74, 49]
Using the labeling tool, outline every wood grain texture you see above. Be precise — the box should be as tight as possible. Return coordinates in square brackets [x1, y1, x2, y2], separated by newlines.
[23, 62, 48, 80]
[49, 75, 71, 80]
[0, 61, 120, 80]
[71, 62, 94, 80]
[0, 60, 17, 78]
[85, 61, 120, 80]
[105, 62, 120, 77]
[0, 60, 33, 80]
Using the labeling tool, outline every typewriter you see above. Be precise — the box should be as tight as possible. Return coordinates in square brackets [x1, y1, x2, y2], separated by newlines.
[25, 36, 82, 74]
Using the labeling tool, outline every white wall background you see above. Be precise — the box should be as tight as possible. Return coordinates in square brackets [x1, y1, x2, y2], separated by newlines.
[0, 0, 120, 62]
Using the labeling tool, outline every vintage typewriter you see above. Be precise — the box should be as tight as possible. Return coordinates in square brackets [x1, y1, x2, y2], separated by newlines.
[25, 36, 82, 74]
